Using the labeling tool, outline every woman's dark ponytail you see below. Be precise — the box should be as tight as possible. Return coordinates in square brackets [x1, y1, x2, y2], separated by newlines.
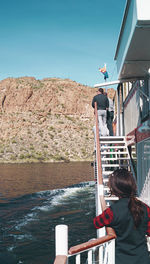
[108, 169, 144, 228]
[128, 197, 144, 228]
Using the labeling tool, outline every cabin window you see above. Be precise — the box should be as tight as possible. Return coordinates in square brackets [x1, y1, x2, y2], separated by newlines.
[137, 138, 150, 195]
[139, 80, 149, 121]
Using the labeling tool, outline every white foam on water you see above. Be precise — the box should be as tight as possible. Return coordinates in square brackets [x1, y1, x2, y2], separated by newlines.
[32, 187, 82, 212]
[35, 188, 60, 198]
[14, 182, 95, 228]
[9, 233, 33, 241]
[50, 187, 81, 205]
[15, 212, 38, 230]
[30, 182, 93, 213]
[7, 246, 15, 252]
[49, 182, 95, 208]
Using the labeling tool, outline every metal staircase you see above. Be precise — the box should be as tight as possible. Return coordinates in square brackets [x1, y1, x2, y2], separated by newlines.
[99, 136, 131, 202]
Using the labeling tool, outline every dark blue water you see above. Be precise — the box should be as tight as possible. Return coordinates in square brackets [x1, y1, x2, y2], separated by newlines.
[0, 163, 96, 264]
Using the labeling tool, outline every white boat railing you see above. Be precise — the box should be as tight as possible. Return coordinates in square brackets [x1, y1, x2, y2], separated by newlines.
[54, 224, 116, 264]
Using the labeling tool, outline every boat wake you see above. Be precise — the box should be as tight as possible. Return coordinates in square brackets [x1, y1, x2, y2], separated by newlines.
[0, 181, 96, 264]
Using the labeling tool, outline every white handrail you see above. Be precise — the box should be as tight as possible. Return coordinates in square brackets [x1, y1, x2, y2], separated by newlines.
[54, 223, 116, 263]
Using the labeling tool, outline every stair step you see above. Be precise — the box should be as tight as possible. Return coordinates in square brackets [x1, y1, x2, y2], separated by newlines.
[103, 179, 109, 182]
[105, 196, 119, 201]
[102, 169, 114, 172]
[100, 136, 125, 140]
[102, 164, 129, 167]
[102, 171, 113, 175]
[104, 187, 110, 191]
[101, 151, 128, 154]
[101, 145, 126, 149]
[101, 157, 130, 161]
[100, 141, 126, 144]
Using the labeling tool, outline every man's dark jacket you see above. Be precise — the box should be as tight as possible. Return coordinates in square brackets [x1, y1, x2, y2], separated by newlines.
[92, 94, 109, 110]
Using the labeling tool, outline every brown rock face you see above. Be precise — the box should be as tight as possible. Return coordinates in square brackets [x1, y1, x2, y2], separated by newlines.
[0, 77, 116, 163]
[0, 77, 94, 115]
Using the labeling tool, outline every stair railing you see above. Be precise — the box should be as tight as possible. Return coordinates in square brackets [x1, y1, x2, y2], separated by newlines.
[94, 102, 116, 263]
[53, 103, 116, 264]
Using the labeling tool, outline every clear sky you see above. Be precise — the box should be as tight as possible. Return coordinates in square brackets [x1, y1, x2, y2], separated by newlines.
[0, 0, 126, 87]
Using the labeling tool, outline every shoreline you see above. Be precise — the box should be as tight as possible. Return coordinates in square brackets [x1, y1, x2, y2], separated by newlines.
[0, 158, 93, 164]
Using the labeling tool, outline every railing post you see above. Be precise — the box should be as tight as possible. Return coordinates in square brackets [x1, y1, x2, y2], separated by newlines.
[55, 225, 68, 264]
[94, 102, 106, 264]
[88, 249, 93, 264]
[76, 254, 80, 264]
[107, 239, 115, 264]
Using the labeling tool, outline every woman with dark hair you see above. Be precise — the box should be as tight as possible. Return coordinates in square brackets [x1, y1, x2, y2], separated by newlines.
[93, 168, 150, 264]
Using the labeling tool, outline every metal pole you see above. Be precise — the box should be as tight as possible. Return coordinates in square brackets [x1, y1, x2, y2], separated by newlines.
[76, 254, 81, 264]
[148, 78, 150, 114]
[55, 225, 68, 257]
[94, 103, 106, 263]
[107, 239, 115, 264]
[117, 84, 120, 136]
[121, 83, 125, 136]
[88, 250, 93, 264]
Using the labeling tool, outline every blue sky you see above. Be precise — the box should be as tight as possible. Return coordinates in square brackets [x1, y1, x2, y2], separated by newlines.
[0, 0, 126, 87]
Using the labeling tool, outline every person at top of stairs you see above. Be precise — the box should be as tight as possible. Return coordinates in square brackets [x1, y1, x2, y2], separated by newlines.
[93, 168, 150, 264]
[104, 92, 114, 136]
[92, 87, 109, 136]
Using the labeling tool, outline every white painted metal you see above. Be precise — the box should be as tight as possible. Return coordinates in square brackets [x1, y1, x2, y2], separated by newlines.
[55, 225, 68, 256]
[116, 88, 120, 136]
[96, 131, 106, 264]
[97, 180, 104, 219]
[103, 178, 109, 182]
[140, 169, 150, 206]
[147, 237, 150, 252]
[136, 0, 150, 21]
[100, 136, 131, 202]
[100, 136, 125, 139]
[102, 164, 129, 167]
[100, 141, 126, 144]
[104, 187, 110, 191]
[103, 172, 113, 177]
[101, 147, 127, 150]
[124, 81, 141, 135]
[88, 250, 93, 264]
[139, 168, 150, 253]
[103, 243, 108, 264]
[94, 78, 138, 88]
[99, 245, 103, 264]
[105, 197, 119, 201]
[101, 157, 129, 161]
[137, 138, 150, 195]
[115, 0, 150, 80]
[101, 151, 128, 155]
[107, 240, 115, 264]
[94, 80, 121, 88]
[76, 254, 80, 264]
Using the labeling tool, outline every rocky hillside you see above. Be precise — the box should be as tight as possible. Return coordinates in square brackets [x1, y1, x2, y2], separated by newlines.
[0, 77, 115, 163]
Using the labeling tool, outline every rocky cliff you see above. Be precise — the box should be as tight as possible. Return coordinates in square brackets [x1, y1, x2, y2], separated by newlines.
[0, 77, 115, 162]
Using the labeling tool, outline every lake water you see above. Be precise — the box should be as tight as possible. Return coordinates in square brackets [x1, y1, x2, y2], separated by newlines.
[0, 162, 96, 264]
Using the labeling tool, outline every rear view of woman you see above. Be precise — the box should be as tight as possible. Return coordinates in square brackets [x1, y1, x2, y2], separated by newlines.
[93, 169, 150, 264]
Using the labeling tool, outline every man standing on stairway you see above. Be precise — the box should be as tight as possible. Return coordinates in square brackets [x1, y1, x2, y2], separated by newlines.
[92, 88, 109, 136]
[105, 93, 114, 136]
